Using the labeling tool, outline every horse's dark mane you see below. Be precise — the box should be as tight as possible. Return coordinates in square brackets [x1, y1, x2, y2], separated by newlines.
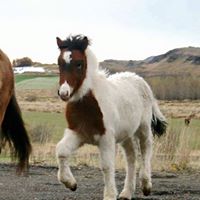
[58, 35, 90, 51]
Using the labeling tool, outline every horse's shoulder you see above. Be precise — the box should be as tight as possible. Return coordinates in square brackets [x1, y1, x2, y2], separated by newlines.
[66, 90, 105, 135]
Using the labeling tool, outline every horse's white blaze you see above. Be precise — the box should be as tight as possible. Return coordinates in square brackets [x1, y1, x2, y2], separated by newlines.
[63, 51, 72, 64]
[59, 81, 71, 98]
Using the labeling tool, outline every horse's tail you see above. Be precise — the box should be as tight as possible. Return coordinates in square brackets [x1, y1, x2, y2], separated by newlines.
[151, 100, 167, 137]
[1, 94, 32, 173]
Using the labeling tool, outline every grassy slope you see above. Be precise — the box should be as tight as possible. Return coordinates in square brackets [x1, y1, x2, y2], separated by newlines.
[15, 74, 57, 83]
[168, 118, 200, 149]
[20, 111, 200, 169]
[15, 74, 58, 89]
[22, 111, 200, 149]
[22, 111, 66, 142]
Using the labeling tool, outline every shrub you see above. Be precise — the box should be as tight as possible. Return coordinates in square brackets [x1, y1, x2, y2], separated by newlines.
[25, 95, 37, 102]
[146, 76, 200, 100]
[13, 57, 33, 67]
[29, 123, 53, 144]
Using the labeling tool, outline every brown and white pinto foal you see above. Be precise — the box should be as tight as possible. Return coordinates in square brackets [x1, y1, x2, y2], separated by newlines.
[0, 49, 32, 173]
[56, 35, 167, 200]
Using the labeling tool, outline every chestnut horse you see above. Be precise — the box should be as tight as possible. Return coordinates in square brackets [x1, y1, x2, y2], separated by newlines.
[56, 35, 167, 200]
[0, 49, 31, 173]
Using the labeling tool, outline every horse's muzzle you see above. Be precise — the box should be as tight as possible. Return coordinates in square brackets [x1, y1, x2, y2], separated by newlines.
[58, 89, 69, 101]
[58, 81, 71, 101]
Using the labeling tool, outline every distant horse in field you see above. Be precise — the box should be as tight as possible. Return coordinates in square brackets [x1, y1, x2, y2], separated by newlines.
[0, 49, 32, 173]
[56, 35, 167, 200]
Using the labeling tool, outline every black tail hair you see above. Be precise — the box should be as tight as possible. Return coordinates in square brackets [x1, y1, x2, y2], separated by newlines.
[151, 115, 167, 137]
[1, 94, 32, 173]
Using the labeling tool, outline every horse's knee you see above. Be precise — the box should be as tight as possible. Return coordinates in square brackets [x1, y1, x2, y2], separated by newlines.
[56, 130, 80, 158]
[56, 140, 67, 158]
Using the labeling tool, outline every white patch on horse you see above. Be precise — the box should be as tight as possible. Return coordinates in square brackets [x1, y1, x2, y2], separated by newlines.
[63, 51, 72, 64]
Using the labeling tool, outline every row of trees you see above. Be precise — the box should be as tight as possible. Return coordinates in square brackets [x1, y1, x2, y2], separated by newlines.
[13, 57, 33, 67]
[146, 76, 200, 100]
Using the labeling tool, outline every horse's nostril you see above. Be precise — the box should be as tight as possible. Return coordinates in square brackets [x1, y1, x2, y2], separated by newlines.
[58, 91, 69, 101]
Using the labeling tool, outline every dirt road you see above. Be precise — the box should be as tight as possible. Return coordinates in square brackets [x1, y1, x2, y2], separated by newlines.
[0, 164, 199, 200]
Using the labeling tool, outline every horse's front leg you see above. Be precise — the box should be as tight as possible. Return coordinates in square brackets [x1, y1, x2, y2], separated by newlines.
[56, 129, 81, 191]
[99, 135, 117, 200]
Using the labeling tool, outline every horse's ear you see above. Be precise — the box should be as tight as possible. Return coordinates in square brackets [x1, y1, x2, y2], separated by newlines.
[56, 37, 63, 49]
[82, 36, 89, 51]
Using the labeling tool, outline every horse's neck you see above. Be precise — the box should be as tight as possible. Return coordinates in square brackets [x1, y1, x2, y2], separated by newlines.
[85, 48, 108, 88]
[85, 48, 99, 75]
[70, 48, 107, 102]
[71, 67, 106, 103]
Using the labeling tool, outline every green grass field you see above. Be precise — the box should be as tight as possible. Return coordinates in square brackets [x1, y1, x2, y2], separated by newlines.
[22, 111, 200, 150]
[22, 111, 66, 142]
[15, 74, 58, 83]
[16, 76, 58, 90]
[167, 118, 200, 150]
[1, 110, 200, 169]
[24, 111, 200, 169]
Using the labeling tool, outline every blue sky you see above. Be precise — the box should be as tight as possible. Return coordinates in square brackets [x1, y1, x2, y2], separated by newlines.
[1, 0, 200, 63]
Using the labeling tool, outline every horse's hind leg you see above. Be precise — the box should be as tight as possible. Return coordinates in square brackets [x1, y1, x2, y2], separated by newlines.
[138, 124, 153, 196]
[119, 138, 138, 200]
[99, 134, 117, 200]
[0, 88, 11, 149]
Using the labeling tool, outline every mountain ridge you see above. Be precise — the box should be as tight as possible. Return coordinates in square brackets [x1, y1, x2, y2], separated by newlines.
[100, 46, 200, 77]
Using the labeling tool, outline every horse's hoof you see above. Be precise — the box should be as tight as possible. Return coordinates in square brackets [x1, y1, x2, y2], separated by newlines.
[62, 181, 77, 191]
[142, 187, 151, 196]
[70, 183, 77, 191]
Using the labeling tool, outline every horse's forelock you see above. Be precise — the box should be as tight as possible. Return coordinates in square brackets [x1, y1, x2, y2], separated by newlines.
[58, 35, 90, 52]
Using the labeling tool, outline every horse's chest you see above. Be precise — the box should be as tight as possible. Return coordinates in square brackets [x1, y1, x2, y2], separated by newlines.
[66, 91, 105, 136]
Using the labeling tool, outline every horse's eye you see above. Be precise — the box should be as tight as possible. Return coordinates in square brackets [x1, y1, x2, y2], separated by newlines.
[76, 63, 82, 70]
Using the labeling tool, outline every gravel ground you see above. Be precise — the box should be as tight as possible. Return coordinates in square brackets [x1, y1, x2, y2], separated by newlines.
[0, 164, 200, 200]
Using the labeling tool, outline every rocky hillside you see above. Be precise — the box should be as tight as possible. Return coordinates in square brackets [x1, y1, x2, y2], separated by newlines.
[14, 47, 200, 78]
[100, 47, 200, 77]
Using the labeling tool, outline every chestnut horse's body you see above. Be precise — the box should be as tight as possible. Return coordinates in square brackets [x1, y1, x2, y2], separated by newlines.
[0, 49, 31, 173]
[56, 35, 167, 200]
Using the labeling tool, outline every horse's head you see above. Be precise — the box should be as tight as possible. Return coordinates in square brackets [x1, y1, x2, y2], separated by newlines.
[56, 35, 90, 101]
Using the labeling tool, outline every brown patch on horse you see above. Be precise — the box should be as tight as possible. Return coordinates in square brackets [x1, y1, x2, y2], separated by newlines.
[66, 90, 105, 139]
[0, 49, 14, 124]
[0, 49, 32, 174]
